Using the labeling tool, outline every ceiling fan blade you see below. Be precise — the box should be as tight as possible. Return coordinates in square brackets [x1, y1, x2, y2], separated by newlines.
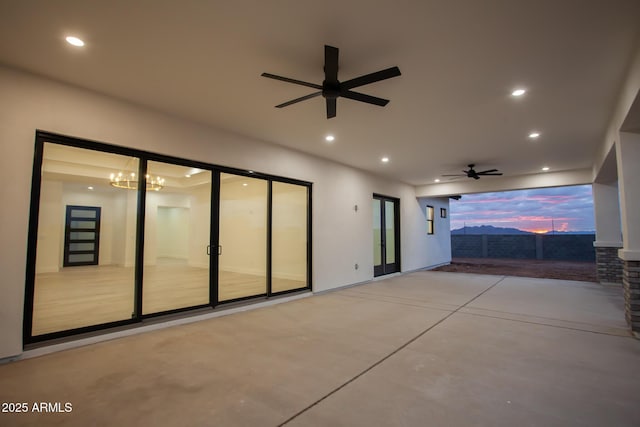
[340, 90, 389, 106]
[324, 45, 339, 84]
[477, 169, 498, 174]
[341, 66, 401, 90]
[326, 98, 336, 119]
[275, 92, 322, 108]
[473, 176, 481, 180]
[261, 73, 322, 90]
[480, 173, 503, 176]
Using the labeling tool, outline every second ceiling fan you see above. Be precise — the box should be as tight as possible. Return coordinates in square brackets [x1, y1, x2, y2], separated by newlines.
[443, 164, 503, 180]
[262, 45, 401, 119]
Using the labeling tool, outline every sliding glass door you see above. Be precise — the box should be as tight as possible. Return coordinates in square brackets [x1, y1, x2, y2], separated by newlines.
[272, 182, 309, 292]
[217, 173, 268, 302]
[30, 143, 138, 336]
[142, 161, 212, 314]
[25, 132, 312, 343]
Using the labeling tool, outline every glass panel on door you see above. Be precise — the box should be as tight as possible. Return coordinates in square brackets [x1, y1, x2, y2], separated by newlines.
[142, 161, 212, 314]
[218, 173, 268, 301]
[31, 143, 138, 335]
[373, 199, 382, 274]
[384, 201, 396, 265]
[272, 182, 308, 293]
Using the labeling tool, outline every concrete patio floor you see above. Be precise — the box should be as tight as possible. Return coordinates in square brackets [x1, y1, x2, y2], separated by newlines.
[1, 271, 639, 426]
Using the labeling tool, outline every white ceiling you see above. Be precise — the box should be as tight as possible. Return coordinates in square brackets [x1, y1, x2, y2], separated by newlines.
[1, 0, 639, 189]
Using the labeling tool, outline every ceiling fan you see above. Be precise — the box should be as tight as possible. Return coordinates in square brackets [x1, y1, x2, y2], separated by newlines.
[261, 45, 401, 119]
[443, 164, 503, 180]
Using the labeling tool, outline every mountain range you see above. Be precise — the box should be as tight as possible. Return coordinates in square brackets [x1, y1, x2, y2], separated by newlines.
[450, 225, 595, 235]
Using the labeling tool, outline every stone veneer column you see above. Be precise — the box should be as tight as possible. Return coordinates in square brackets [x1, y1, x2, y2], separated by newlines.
[622, 260, 640, 336]
[596, 246, 623, 284]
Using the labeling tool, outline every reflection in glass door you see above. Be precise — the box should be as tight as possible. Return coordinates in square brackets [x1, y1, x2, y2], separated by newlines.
[142, 161, 212, 315]
[373, 195, 400, 277]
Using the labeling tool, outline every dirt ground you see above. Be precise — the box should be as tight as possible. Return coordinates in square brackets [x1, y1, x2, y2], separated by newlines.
[433, 257, 598, 282]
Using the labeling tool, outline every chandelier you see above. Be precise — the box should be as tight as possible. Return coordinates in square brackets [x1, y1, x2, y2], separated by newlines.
[109, 172, 164, 191]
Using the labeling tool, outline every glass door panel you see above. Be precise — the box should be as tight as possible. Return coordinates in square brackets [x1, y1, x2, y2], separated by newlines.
[142, 161, 211, 314]
[373, 199, 382, 276]
[272, 182, 308, 293]
[218, 173, 268, 301]
[384, 201, 396, 265]
[31, 143, 138, 335]
[373, 195, 399, 277]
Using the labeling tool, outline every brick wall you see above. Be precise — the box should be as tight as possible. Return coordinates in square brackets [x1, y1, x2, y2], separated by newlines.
[451, 234, 596, 261]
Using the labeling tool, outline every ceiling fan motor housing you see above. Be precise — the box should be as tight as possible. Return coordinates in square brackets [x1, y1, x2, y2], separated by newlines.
[322, 83, 340, 100]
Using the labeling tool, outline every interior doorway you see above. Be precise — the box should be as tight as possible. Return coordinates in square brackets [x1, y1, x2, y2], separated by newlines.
[63, 205, 101, 267]
[373, 195, 400, 277]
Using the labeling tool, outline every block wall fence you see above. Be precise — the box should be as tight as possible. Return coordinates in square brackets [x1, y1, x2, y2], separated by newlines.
[451, 234, 596, 262]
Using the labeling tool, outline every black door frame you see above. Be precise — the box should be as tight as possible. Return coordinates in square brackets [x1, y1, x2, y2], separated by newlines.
[373, 194, 401, 277]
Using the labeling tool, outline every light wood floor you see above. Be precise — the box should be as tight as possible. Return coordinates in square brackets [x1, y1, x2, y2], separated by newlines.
[32, 259, 305, 336]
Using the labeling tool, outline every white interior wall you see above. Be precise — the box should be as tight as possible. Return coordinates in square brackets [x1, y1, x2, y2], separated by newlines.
[188, 185, 212, 269]
[61, 186, 121, 266]
[219, 179, 268, 275]
[111, 192, 128, 267]
[123, 190, 138, 268]
[157, 207, 190, 259]
[34, 180, 63, 273]
[143, 192, 190, 265]
[272, 183, 307, 281]
[0, 65, 447, 358]
[35, 178, 130, 272]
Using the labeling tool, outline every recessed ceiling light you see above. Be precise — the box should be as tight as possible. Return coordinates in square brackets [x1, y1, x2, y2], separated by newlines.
[542, 166, 550, 171]
[65, 36, 85, 47]
[87, 186, 94, 190]
[381, 157, 389, 163]
[325, 135, 335, 142]
[511, 88, 526, 97]
[528, 132, 540, 139]
[184, 174, 191, 178]
[242, 183, 248, 187]
[434, 179, 441, 183]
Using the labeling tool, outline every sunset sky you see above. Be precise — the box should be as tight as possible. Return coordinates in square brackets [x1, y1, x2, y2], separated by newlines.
[449, 185, 595, 233]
